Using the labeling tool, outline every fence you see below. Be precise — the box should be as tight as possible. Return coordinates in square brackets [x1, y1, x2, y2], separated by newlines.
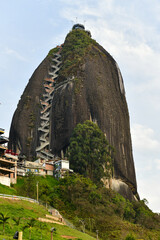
[0, 193, 38, 203]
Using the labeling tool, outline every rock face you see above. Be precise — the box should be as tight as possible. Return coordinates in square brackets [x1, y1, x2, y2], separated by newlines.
[8, 26, 138, 200]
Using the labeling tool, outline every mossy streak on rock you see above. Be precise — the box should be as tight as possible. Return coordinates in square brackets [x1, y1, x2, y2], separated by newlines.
[47, 46, 59, 57]
[28, 112, 35, 129]
[74, 77, 83, 95]
[24, 95, 31, 109]
[59, 29, 96, 78]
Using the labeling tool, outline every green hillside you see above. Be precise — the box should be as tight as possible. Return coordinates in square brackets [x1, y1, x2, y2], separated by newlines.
[0, 197, 95, 240]
[0, 175, 160, 239]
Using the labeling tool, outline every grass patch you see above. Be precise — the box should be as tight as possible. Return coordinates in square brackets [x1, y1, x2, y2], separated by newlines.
[0, 183, 17, 195]
[0, 198, 95, 240]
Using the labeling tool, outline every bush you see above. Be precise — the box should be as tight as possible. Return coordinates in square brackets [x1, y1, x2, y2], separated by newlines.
[125, 233, 136, 240]
[59, 29, 96, 78]
[11, 174, 160, 240]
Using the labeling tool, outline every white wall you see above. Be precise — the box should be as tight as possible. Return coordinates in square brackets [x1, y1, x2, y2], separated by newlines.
[61, 161, 69, 169]
[0, 176, 10, 187]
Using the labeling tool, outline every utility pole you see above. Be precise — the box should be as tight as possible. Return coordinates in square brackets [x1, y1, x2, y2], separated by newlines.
[51, 227, 55, 240]
[96, 230, 99, 240]
[36, 181, 39, 202]
[18, 231, 23, 240]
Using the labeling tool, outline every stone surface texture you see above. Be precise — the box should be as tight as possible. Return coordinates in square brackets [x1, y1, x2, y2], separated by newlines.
[8, 29, 138, 200]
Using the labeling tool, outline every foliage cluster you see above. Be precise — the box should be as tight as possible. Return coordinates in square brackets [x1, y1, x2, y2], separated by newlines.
[59, 29, 96, 79]
[47, 46, 59, 57]
[125, 234, 136, 240]
[11, 174, 160, 239]
[52, 174, 160, 239]
[67, 120, 114, 185]
[14, 175, 58, 206]
[2, 119, 160, 239]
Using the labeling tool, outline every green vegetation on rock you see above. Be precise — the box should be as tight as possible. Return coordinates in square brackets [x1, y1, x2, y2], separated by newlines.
[59, 29, 96, 79]
[48, 46, 59, 57]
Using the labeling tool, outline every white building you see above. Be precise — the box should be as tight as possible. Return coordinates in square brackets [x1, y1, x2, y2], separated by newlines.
[54, 159, 73, 179]
[0, 128, 17, 186]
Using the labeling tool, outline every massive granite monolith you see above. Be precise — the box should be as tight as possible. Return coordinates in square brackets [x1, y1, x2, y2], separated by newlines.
[8, 25, 139, 201]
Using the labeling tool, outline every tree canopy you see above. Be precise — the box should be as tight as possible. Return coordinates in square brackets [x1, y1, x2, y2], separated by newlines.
[67, 120, 114, 184]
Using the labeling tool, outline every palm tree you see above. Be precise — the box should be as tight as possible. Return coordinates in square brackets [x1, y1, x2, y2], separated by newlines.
[79, 219, 85, 233]
[12, 216, 22, 226]
[26, 218, 36, 240]
[0, 212, 10, 234]
[38, 222, 47, 239]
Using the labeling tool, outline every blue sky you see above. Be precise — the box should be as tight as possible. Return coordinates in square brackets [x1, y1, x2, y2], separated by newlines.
[1, 0, 160, 212]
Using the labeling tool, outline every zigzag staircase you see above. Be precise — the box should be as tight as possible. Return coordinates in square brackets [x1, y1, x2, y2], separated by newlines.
[36, 46, 62, 160]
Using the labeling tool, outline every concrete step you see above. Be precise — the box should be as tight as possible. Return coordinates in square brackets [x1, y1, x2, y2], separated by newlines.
[38, 127, 49, 133]
[36, 141, 49, 151]
[38, 217, 64, 225]
[41, 150, 54, 159]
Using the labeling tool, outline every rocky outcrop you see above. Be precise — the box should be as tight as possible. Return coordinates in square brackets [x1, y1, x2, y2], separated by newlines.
[8, 56, 51, 158]
[8, 27, 138, 200]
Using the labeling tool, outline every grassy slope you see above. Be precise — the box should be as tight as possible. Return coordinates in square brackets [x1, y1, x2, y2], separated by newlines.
[0, 183, 17, 195]
[0, 198, 95, 240]
[0, 183, 93, 239]
[0, 181, 95, 239]
[1, 177, 160, 240]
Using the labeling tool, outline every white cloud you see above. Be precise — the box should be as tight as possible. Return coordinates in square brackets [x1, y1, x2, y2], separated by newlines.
[138, 177, 160, 213]
[131, 124, 160, 211]
[5, 48, 27, 62]
[154, 159, 160, 170]
[131, 124, 160, 152]
[60, 0, 160, 86]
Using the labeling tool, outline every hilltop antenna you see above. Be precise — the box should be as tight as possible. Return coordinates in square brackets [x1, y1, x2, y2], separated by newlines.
[76, 17, 78, 23]
[84, 20, 86, 27]
[71, 20, 74, 27]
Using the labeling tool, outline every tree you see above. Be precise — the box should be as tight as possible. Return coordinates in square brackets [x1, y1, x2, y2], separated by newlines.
[67, 120, 114, 184]
[25, 218, 36, 240]
[12, 216, 22, 226]
[24, 172, 36, 198]
[0, 212, 10, 234]
[39, 182, 52, 207]
[37, 222, 47, 240]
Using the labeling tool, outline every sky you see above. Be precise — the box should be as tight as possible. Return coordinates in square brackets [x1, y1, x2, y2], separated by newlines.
[0, 0, 160, 212]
